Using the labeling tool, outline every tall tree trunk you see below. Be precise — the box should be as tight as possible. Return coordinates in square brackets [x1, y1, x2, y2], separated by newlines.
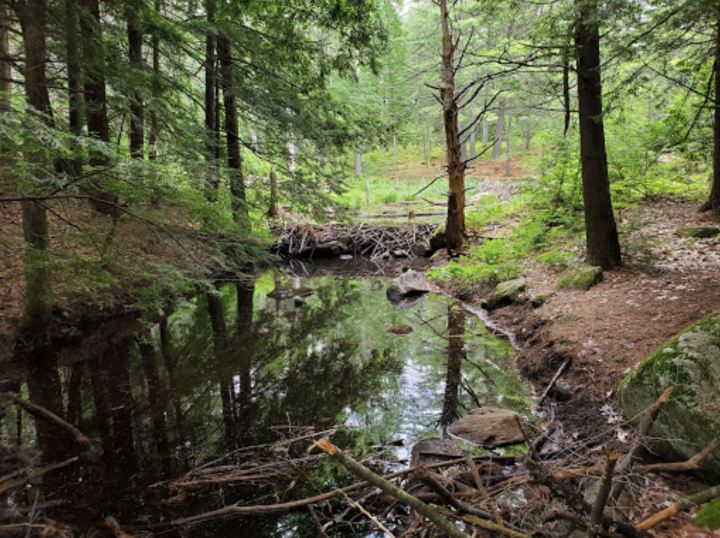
[354, 149, 362, 176]
[65, 0, 83, 176]
[217, 35, 245, 222]
[137, 338, 170, 470]
[148, 0, 161, 161]
[439, 0, 465, 250]
[127, 0, 144, 158]
[493, 98, 505, 159]
[0, 4, 9, 116]
[268, 168, 278, 217]
[16, 0, 54, 334]
[159, 315, 184, 439]
[204, 0, 218, 198]
[562, 47, 571, 136]
[703, 18, 720, 213]
[575, 0, 621, 268]
[207, 291, 235, 447]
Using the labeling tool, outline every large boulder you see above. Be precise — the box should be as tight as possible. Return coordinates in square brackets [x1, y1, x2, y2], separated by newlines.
[618, 312, 720, 475]
[386, 269, 431, 305]
[447, 407, 525, 448]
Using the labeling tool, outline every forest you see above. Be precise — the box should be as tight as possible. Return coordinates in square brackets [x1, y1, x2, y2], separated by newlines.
[1, 0, 720, 536]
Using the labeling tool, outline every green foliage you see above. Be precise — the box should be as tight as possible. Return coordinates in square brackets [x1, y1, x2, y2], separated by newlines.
[134, 263, 208, 318]
[695, 497, 720, 530]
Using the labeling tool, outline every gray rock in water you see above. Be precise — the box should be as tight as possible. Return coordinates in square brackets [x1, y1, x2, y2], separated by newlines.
[447, 407, 525, 448]
[387, 269, 431, 305]
[619, 312, 720, 476]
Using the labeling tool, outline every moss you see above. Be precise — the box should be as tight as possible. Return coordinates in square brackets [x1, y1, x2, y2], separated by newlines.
[556, 265, 603, 290]
[677, 226, 720, 239]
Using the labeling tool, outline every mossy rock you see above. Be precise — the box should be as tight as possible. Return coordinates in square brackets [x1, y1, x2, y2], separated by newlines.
[557, 265, 603, 290]
[618, 312, 720, 475]
[483, 278, 527, 310]
[531, 294, 546, 308]
[678, 226, 720, 239]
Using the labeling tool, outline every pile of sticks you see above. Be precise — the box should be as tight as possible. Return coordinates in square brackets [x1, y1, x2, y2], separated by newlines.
[162, 388, 720, 538]
[271, 221, 438, 260]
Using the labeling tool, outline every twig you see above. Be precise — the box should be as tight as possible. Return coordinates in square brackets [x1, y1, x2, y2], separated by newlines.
[340, 490, 396, 537]
[589, 448, 620, 538]
[307, 505, 330, 538]
[537, 357, 571, 405]
[463, 452, 503, 526]
[635, 438, 719, 473]
[314, 438, 471, 538]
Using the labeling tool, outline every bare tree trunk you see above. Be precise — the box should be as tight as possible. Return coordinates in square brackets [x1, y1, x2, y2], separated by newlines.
[493, 98, 505, 159]
[563, 48, 571, 136]
[65, 0, 83, 176]
[0, 4, 9, 116]
[137, 338, 170, 469]
[148, 0, 161, 161]
[575, 0, 621, 268]
[424, 125, 430, 169]
[217, 35, 245, 222]
[16, 0, 54, 334]
[505, 112, 512, 176]
[439, 0, 465, 250]
[702, 18, 720, 213]
[207, 291, 235, 447]
[354, 149, 362, 176]
[204, 0, 218, 198]
[268, 168, 278, 217]
[127, 0, 144, 158]
[440, 305, 464, 427]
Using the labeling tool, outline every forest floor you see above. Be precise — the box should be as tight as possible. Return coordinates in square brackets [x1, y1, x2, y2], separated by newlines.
[475, 197, 720, 438]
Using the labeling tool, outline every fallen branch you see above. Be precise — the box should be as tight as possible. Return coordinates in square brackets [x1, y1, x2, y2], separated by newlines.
[0, 457, 79, 496]
[537, 357, 571, 405]
[314, 438, 471, 538]
[635, 438, 719, 474]
[1, 393, 90, 450]
[635, 484, 720, 531]
[464, 452, 503, 526]
[340, 490, 396, 537]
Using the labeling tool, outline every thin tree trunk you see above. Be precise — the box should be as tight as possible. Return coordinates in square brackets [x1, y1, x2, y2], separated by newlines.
[574, 0, 621, 268]
[0, 4, 9, 116]
[505, 113, 512, 176]
[204, 0, 218, 198]
[137, 338, 170, 469]
[127, 0, 144, 158]
[217, 35, 245, 222]
[423, 126, 430, 169]
[268, 168, 278, 217]
[207, 291, 235, 447]
[65, 0, 83, 176]
[354, 149, 362, 176]
[493, 98, 505, 159]
[148, 0, 161, 161]
[439, 0, 465, 250]
[702, 17, 720, 212]
[66, 364, 84, 427]
[159, 315, 184, 439]
[563, 48, 571, 136]
[440, 305, 464, 427]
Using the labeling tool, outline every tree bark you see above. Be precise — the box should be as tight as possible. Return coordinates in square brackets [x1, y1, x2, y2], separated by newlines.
[207, 291, 235, 446]
[127, 0, 144, 158]
[574, 0, 621, 268]
[0, 4, 9, 116]
[439, 0, 465, 250]
[703, 17, 720, 213]
[505, 112, 512, 176]
[354, 149, 362, 176]
[268, 168, 278, 217]
[137, 338, 170, 469]
[441, 305, 464, 427]
[217, 34, 245, 222]
[79, 0, 109, 154]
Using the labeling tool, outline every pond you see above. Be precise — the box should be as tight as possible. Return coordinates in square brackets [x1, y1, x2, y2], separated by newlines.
[2, 270, 532, 536]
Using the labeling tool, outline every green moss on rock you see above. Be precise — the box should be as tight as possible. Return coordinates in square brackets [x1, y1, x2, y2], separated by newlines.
[557, 265, 603, 290]
[618, 311, 720, 475]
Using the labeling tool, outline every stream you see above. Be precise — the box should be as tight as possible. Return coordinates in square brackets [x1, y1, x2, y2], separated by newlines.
[3, 269, 533, 536]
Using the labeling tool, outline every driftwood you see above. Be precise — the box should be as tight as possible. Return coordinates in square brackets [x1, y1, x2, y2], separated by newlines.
[537, 357, 571, 405]
[589, 449, 620, 538]
[271, 221, 438, 260]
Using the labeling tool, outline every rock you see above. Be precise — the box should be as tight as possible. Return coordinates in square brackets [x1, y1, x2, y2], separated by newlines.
[483, 278, 527, 310]
[531, 294, 546, 308]
[618, 312, 720, 475]
[339, 254, 353, 260]
[429, 229, 448, 252]
[386, 269, 431, 304]
[412, 240, 431, 257]
[411, 437, 462, 466]
[267, 287, 314, 300]
[392, 249, 409, 258]
[388, 324, 413, 335]
[293, 295, 306, 307]
[557, 265, 603, 290]
[447, 407, 526, 448]
[678, 226, 720, 239]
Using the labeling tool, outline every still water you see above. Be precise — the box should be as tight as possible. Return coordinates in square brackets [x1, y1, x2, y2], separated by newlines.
[2, 272, 531, 536]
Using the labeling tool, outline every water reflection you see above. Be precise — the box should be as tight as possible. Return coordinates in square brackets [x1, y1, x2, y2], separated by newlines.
[4, 272, 531, 535]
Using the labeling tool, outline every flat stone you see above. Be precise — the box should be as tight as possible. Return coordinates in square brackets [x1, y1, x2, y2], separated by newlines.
[411, 437, 462, 466]
[447, 407, 525, 448]
[386, 269, 431, 304]
[388, 324, 413, 335]
[483, 278, 527, 310]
